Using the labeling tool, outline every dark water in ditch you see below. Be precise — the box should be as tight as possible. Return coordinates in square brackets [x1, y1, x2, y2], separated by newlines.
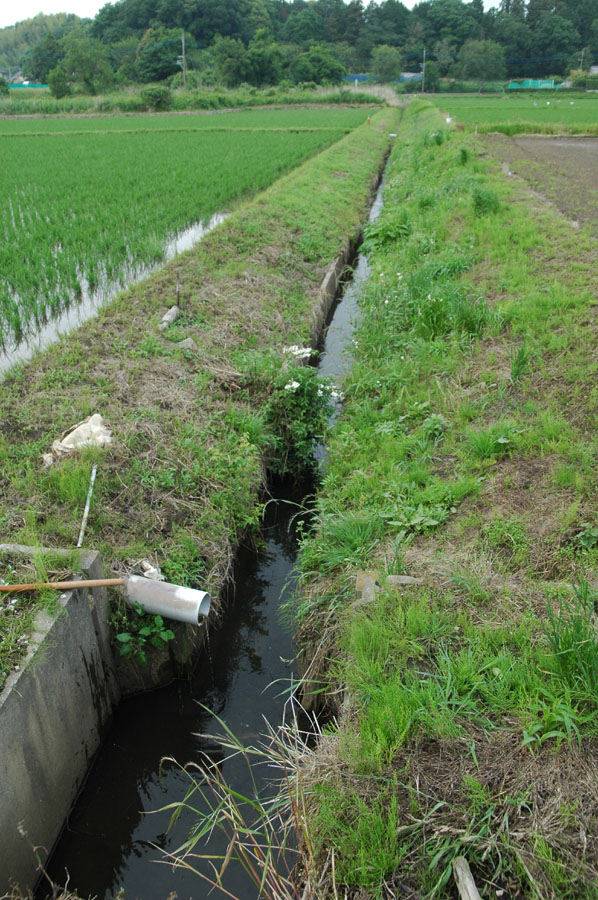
[42, 176, 386, 900]
[44, 490, 309, 900]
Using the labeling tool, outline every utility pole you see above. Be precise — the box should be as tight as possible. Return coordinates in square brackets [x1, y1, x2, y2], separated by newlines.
[177, 30, 187, 88]
[422, 46, 426, 93]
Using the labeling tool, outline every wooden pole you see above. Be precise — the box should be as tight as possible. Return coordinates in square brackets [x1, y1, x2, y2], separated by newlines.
[0, 578, 125, 593]
[452, 857, 482, 900]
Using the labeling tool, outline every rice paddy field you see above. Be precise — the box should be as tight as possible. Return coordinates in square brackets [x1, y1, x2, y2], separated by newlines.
[434, 93, 598, 134]
[0, 107, 370, 350]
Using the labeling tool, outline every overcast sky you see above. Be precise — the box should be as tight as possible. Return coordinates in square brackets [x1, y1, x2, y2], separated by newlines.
[0, 0, 500, 34]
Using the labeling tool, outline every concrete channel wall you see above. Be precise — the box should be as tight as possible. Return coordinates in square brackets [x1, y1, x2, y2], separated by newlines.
[0, 547, 120, 895]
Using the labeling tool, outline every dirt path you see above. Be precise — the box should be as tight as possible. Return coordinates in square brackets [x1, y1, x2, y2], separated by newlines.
[334, 83, 402, 106]
[484, 133, 598, 230]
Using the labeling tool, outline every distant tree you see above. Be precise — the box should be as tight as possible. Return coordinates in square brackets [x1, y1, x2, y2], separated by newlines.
[290, 43, 346, 83]
[48, 63, 71, 97]
[526, 0, 554, 31]
[362, 0, 411, 48]
[0, 75, 8, 95]
[139, 82, 172, 108]
[60, 30, 114, 93]
[433, 38, 457, 76]
[247, 0, 274, 39]
[459, 38, 506, 80]
[533, 13, 580, 75]
[343, 0, 365, 44]
[110, 37, 139, 82]
[22, 33, 64, 81]
[282, 8, 322, 45]
[0, 12, 77, 71]
[423, 58, 440, 90]
[334, 41, 366, 73]
[322, 0, 347, 43]
[122, 0, 160, 33]
[371, 44, 402, 82]
[469, 0, 485, 27]
[412, 0, 481, 49]
[498, 0, 526, 21]
[561, 0, 598, 48]
[91, 2, 132, 43]
[213, 34, 248, 85]
[490, 14, 533, 78]
[191, 0, 254, 45]
[135, 26, 184, 82]
[245, 28, 284, 84]
[590, 17, 598, 64]
[155, 0, 187, 30]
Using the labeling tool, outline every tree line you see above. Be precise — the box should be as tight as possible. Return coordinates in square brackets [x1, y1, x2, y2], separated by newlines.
[4, 0, 598, 95]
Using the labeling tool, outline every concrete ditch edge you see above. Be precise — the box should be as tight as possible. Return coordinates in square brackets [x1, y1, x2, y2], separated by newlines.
[0, 546, 120, 894]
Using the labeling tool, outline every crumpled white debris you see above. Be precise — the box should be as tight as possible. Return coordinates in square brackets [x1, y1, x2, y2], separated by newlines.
[158, 305, 180, 331]
[43, 414, 112, 466]
[139, 559, 164, 581]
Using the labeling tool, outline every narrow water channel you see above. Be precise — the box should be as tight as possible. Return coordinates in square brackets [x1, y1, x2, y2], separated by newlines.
[42, 176, 386, 900]
[44, 487, 309, 900]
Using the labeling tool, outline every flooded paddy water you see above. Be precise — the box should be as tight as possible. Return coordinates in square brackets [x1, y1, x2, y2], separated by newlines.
[0, 213, 226, 375]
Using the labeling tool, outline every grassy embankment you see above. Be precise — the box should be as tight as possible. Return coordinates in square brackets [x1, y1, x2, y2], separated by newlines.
[0, 107, 368, 347]
[0, 84, 379, 116]
[434, 92, 598, 136]
[293, 100, 598, 898]
[0, 106, 399, 689]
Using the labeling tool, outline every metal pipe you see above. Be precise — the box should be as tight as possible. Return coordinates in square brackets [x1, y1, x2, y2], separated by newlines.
[0, 575, 211, 625]
[125, 575, 210, 624]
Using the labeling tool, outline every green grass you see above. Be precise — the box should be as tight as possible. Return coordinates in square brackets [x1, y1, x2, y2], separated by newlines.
[0, 107, 398, 681]
[434, 93, 598, 134]
[296, 99, 598, 898]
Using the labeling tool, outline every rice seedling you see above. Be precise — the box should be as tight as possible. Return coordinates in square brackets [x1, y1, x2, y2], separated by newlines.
[0, 122, 353, 349]
[433, 94, 598, 135]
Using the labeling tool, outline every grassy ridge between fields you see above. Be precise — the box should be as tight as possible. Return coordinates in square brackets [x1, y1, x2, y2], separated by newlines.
[0, 106, 398, 689]
[295, 101, 598, 898]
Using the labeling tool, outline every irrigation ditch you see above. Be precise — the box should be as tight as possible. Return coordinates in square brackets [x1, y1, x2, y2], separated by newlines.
[38, 172, 388, 900]
[0, 110, 398, 899]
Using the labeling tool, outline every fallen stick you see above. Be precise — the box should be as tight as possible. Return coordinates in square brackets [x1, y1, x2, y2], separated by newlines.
[452, 857, 482, 900]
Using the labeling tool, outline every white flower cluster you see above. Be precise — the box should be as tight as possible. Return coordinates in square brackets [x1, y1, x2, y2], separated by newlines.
[283, 344, 312, 360]
[284, 380, 301, 391]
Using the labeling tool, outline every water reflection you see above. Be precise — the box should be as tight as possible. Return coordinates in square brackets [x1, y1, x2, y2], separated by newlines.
[1, 213, 227, 375]
[44, 484, 310, 900]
